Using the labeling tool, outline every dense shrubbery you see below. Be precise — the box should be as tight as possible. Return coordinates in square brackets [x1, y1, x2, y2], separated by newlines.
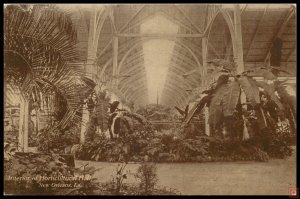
[136, 104, 178, 131]
[4, 140, 179, 195]
[37, 125, 80, 154]
[4, 144, 74, 195]
[262, 121, 293, 158]
[74, 121, 293, 163]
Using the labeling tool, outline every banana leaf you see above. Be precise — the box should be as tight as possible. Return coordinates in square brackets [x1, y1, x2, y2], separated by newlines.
[181, 94, 211, 128]
[237, 76, 260, 107]
[223, 80, 241, 117]
[208, 84, 228, 128]
[256, 81, 284, 110]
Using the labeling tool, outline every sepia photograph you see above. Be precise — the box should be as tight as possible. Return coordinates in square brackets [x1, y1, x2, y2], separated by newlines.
[3, 3, 297, 196]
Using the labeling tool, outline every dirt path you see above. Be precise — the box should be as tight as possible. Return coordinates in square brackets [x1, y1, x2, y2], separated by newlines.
[75, 148, 296, 195]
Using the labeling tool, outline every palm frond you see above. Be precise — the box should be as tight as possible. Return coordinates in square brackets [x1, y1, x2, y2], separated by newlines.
[4, 5, 93, 128]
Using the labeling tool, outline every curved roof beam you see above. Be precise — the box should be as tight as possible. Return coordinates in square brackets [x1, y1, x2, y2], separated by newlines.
[162, 84, 187, 101]
[120, 75, 147, 95]
[118, 37, 203, 75]
[128, 89, 148, 101]
[120, 64, 145, 80]
[99, 37, 202, 82]
[131, 93, 148, 106]
[164, 74, 193, 91]
[127, 88, 148, 101]
[162, 90, 189, 107]
[121, 9, 199, 34]
[161, 93, 180, 107]
[172, 49, 197, 67]
[98, 47, 143, 79]
[97, 37, 141, 65]
[168, 63, 200, 85]
[126, 87, 148, 103]
[164, 80, 188, 95]
[161, 88, 187, 107]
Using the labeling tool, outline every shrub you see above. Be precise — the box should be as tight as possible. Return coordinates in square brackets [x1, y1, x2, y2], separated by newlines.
[264, 120, 293, 158]
[134, 163, 158, 195]
[105, 163, 129, 195]
[66, 164, 102, 195]
[4, 152, 74, 195]
[37, 125, 80, 154]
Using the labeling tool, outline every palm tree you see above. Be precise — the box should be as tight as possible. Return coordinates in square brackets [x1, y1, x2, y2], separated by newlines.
[4, 5, 95, 151]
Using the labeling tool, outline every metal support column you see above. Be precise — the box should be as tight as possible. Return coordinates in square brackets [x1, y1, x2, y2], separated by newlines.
[112, 36, 119, 87]
[202, 37, 210, 136]
[18, 95, 29, 152]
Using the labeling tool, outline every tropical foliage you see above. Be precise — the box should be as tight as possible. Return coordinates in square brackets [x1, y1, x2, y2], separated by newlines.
[4, 4, 95, 133]
[136, 104, 179, 131]
[4, 149, 74, 195]
[182, 59, 296, 140]
[37, 124, 80, 154]
[84, 90, 111, 142]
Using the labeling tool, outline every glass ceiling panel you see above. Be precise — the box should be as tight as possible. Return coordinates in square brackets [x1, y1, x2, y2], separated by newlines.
[140, 14, 179, 104]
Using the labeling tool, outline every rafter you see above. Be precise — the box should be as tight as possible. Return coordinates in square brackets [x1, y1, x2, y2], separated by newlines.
[169, 59, 198, 75]
[208, 42, 221, 58]
[245, 6, 268, 61]
[130, 93, 148, 106]
[122, 82, 147, 99]
[120, 72, 146, 91]
[166, 70, 197, 90]
[116, 32, 205, 38]
[223, 29, 232, 60]
[97, 37, 141, 64]
[119, 5, 146, 33]
[172, 50, 197, 68]
[122, 9, 196, 34]
[117, 37, 202, 76]
[174, 5, 202, 33]
[168, 63, 200, 85]
[125, 86, 148, 102]
[162, 90, 188, 107]
[161, 93, 182, 107]
[285, 46, 296, 63]
[264, 6, 295, 64]
[108, 6, 117, 33]
[165, 78, 192, 92]
[162, 87, 186, 106]
[164, 81, 188, 96]
[121, 63, 145, 79]
[124, 85, 147, 99]
[121, 51, 144, 69]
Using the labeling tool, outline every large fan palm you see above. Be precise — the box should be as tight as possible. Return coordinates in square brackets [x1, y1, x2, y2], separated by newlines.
[4, 5, 95, 130]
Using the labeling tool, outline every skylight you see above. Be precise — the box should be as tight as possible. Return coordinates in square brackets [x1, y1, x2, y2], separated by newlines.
[141, 14, 179, 104]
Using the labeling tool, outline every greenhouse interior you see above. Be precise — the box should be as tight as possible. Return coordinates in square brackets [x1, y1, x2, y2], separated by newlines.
[4, 4, 296, 196]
